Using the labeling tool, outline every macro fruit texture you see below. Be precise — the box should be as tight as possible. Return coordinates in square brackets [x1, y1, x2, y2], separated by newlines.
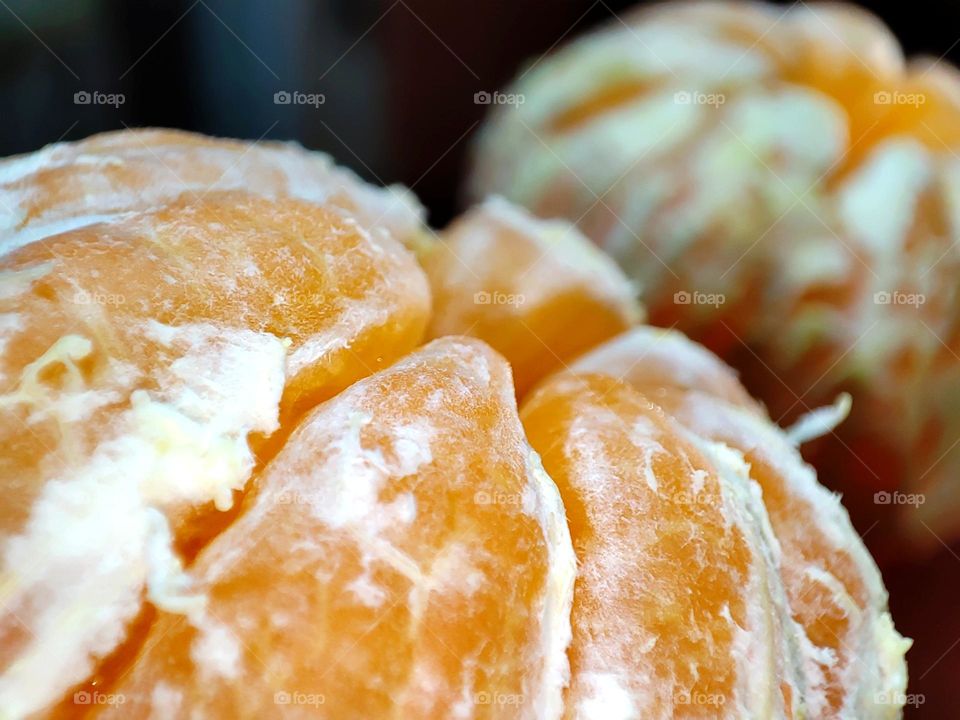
[95, 338, 575, 720]
[0, 128, 426, 256]
[521, 372, 808, 718]
[431, 206, 909, 718]
[0, 131, 908, 719]
[0, 190, 429, 717]
[560, 327, 909, 718]
[422, 197, 641, 395]
[469, 0, 960, 553]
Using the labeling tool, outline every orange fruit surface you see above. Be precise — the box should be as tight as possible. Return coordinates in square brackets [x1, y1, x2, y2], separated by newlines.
[0, 129, 911, 719]
[0, 192, 429, 717]
[89, 337, 575, 719]
[520, 372, 805, 718]
[563, 324, 759, 411]
[423, 198, 641, 395]
[560, 327, 911, 718]
[0, 128, 427, 256]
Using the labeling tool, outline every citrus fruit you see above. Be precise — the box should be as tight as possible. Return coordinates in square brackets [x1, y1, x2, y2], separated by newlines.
[422, 198, 640, 395]
[562, 327, 911, 717]
[0, 128, 426, 257]
[521, 372, 806, 718]
[91, 338, 575, 719]
[0, 129, 911, 719]
[0, 191, 429, 717]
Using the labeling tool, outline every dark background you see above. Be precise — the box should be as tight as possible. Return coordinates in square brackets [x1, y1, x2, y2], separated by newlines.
[2, 1, 959, 717]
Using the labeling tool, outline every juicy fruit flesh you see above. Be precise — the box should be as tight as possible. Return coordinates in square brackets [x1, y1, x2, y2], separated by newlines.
[91, 338, 575, 719]
[1, 191, 428, 532]
[0, 127, 911, 718]
[520, 373, 789, 718]
[562, 327, 910, 718]
[0, 128, 426, 255]
[423, 198, 640, 396]
[0, 192, 430, 717]
[566, 325, 760, 412]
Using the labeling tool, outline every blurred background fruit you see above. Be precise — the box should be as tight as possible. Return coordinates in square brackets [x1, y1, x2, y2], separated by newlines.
[470, 1, 960, 563]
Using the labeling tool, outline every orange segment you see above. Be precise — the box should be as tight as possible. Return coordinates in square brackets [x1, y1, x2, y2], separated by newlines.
[422, 198, 641, 395]
[566, 325, 761, 412]
[520, 372, 805, 718]
[778, 2, 905, 164]
[561, 327, 911, 717]
[675, 396, 909, 718]
[0, 128, 426, 255]
[92, 338, 575, 719]
[0, 192, 429, 717]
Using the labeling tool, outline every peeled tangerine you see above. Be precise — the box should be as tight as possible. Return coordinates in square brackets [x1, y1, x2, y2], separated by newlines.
[0, 134, 909, 719]
[530, 326, 909, 718]
[93, 338, 575, 719]
[470, 0, 960, 550]
[0, 191, 429, 718]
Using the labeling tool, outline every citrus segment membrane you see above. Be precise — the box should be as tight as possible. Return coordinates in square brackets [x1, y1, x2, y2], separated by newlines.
[423, 197, 640, 395]
[521, 372, 806, 719]
[0, 192, 429, 717]
[96, 338, 575, 719]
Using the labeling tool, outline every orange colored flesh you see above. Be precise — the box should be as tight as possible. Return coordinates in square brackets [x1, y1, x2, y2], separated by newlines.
[0, 192, 429, 707]
[0, 128, 424, 252]
[91, 338, 568, 719]
[548, 79, 655, 134]
[565, 325, 761, 412]
[521, 373, 756, 717]
[531, 3, 960, 183]
[774, 6, 960, 176]
[0, 192, 427, 529]
[786, 47, 960, 180]
[423, 201, 640, 396]
[569, 328, 880, 716]
[665, 390, 868, 716]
